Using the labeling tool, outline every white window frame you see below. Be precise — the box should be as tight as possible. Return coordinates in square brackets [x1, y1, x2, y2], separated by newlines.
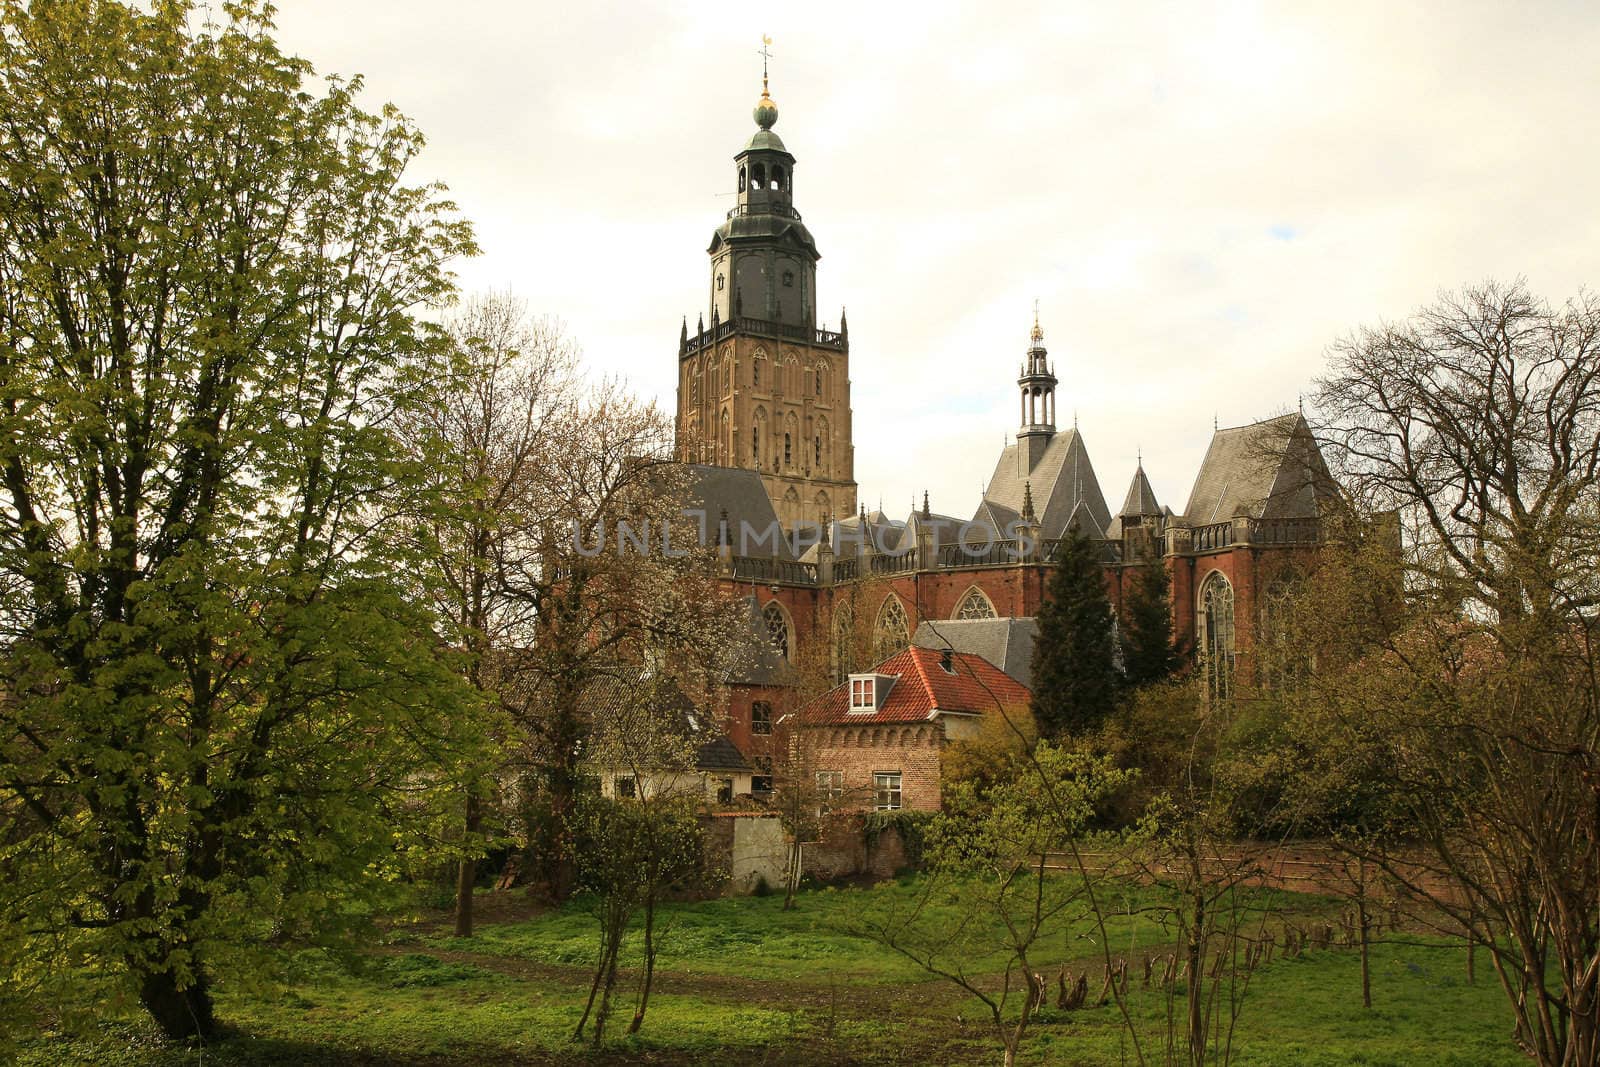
[849, 677, 875, 710]
[874, 771, 902, 811]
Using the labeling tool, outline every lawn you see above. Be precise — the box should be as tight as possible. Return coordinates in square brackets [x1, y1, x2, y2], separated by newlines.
[15, 879, 1528, 1066]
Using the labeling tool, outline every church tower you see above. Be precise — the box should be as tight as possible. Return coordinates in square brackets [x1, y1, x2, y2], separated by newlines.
[676, 52, 857, 533]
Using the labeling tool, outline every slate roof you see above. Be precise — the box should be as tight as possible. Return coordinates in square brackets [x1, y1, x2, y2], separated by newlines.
[971, 428, 1113, 541]
[800, 646, 1032, 726]
[724, 596, 787, 686]
[911, 617, 1039, 689]
[1182, 414, 1337, 524]
[1119, 465, 1162, 518]
[681, 464, 794, 560]
[581, 669, 752, 774]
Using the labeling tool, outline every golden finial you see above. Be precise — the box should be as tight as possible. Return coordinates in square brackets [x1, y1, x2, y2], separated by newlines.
[1030, 299, 1043, 346]
[754, 35, 779, 129]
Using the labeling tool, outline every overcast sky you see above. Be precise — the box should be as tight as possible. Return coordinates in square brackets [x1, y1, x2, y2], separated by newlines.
[270, 1, 1599, 520]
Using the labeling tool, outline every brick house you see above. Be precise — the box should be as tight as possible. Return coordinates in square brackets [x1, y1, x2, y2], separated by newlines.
[798, 646, 1032, 812]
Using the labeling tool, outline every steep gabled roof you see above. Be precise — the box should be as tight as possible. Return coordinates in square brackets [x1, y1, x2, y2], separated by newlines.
[911, 617, 1039, 689]
[1119, 465, 1162, 518]
[581, 669, 752, 774]
[1182, 414, 1337, 523]
[724, 596, 787, 686]
[971, 428, 1113, 541]
[682, 464, 793, 560]
[799, 646, 1032, 726]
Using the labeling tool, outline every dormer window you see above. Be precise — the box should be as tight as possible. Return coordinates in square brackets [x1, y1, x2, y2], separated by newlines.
[848, 673, 894, 712]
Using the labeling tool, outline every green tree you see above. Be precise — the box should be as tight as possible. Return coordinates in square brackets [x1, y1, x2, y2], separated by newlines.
[860, 743, 1136, 1067]
[1120, 562, 1184, 687]
[1031, 528, 1120, 736]
[0, 0, 481, 1040]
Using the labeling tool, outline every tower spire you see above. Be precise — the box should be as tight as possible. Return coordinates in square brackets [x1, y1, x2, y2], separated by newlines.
[1018, 302, 1058, 441]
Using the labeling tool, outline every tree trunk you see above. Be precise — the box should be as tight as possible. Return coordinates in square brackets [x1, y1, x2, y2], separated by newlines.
[1188, 887, 1206, 1066]
[629, 891, 658, 1033]
[592, 933, 622, 1049]
[1357, 894, 1372, 1009]
[139, 966, 216, 1041]
[455, 792, 481, 938]
[782, 840, 800, 911]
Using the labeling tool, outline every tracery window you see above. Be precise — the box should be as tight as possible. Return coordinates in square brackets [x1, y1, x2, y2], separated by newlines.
[832, 605, 854, 683]
[1198, 572, 1236, 702]
[874, 596, 910, 661]
[763, 601, 791, 663]
[954, 588, 998, 620]
[1258, 579, 1305, 691]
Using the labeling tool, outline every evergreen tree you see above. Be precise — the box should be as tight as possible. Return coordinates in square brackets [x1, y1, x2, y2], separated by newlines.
[1120, 562, 1184, 687]
[1030, 529, 1120, 737]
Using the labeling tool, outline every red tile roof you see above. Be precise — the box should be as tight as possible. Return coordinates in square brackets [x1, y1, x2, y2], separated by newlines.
[800, 646, 1032, 726]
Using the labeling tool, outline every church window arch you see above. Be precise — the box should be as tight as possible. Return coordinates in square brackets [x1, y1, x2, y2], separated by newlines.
[1197, 571, 1236, 702]
[751, 407, 767, 464]
[815, 361, 828, 399]
[718, 409, 731, 466]
[833, 604, 855, 683]
[722, 353, 732, 392]
[736, 166, 745, 192]
[752, 163, 766, 190]
[771, 165, 785, 190]
[953, 586, 998, 620]
[752, 349, 766, 388]
[763, 600, 793, 663]
[782, 486, 801, 527]
[815, 416, 830, 473]
[874, 595, 910, 661]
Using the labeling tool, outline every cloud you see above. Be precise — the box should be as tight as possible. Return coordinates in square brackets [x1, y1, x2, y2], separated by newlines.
[268, 0, 1600, 519]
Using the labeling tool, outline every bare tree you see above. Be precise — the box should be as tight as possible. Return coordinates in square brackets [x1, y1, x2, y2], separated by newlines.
[1310, 280, 1600, 1066]
[402, 291, 577, 936]
[498, 384, 746, 900]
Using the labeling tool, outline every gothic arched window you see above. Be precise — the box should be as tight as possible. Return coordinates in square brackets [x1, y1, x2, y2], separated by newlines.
[954, 587, 998, 620]
[815, 361, 827, 398]
[1198, 572, 1236, 702]
[763, 601, 791, 662]
[1258, 578, 1305, 691]
[874, 596, 910, 662]
[752, 407, 767, 465]
[753, 352, 765, 387]
[832, 605, 855, 683]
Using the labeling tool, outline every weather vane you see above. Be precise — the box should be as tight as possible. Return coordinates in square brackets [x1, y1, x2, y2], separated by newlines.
[759, 34, 773, 92]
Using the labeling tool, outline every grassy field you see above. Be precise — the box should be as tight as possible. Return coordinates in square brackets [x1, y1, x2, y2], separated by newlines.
[16, 878, 1526, 1066]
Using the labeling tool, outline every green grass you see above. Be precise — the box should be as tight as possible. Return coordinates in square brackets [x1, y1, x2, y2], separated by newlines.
[15, 879, 1529, 1066]
[433, 876, 1333, 985]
